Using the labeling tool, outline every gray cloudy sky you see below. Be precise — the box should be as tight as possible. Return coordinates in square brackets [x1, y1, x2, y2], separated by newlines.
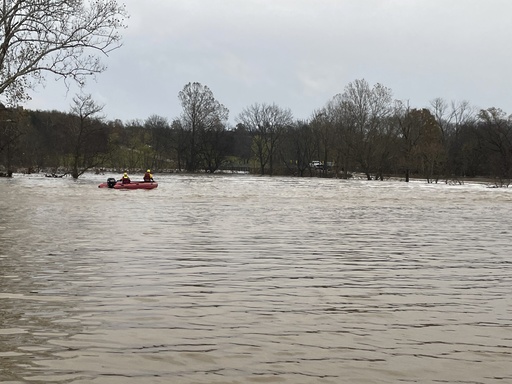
[25, 0, 512, 124]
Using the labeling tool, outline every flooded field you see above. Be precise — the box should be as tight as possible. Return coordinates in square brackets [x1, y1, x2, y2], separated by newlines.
[1, 173, 511, 383]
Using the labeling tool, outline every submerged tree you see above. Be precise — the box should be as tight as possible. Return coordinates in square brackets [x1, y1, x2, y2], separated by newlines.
[429, 98, 476, 180]
[340, 79, 393, 179]
[279, 120, 317, 177]
[68, 93, 108, 179]
[0, 0, 128, 105]
[309, 109, 335, 175]
[478, 107, 512, 186]
[178, 82, 229, 172]
[237, 103, 293, 175]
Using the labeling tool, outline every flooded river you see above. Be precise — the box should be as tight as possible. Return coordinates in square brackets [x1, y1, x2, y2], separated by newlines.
[1, 173, 511, 383]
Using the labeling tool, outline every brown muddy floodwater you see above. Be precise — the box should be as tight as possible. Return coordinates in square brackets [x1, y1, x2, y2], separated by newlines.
[0, 173, 511, 384]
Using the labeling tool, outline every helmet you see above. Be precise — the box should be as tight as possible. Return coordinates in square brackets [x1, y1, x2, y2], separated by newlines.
[147, 169, 151, 172]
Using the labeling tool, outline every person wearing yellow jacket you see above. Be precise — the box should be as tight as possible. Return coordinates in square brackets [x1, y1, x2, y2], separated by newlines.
[143, 169, 153, 182]
[121, 172, 130, 184]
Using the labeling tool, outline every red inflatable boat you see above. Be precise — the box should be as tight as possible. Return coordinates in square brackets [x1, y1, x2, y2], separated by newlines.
[98, 178, 158, 190]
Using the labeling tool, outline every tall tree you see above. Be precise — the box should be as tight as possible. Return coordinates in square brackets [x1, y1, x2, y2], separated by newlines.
[198, 121, 230, 173]
[393, 103, 429, 182]
[236, 103, 293, 175]
[178, 82, 229, 171]
[429, 98, 475, 179]
[0, 0, 128, 105]
[417, 109, 444, 183]
[323, 95, 355, 179]
[340, 79, 393, 179]
[68, 93, 108, 179]
[283, 121, 317, 177]
[310, 109, 335, 175]
[477, 107, 512, 186]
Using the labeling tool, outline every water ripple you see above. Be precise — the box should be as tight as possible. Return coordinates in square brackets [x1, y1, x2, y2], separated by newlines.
[1, 174, 511, 383]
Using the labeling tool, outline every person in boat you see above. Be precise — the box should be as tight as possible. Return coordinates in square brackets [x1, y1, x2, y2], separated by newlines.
[121, 172, 131, 184]
[143, 169, 154, 182]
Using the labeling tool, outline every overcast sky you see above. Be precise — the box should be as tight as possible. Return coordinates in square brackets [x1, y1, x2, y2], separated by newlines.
[25, 0, 512, 125]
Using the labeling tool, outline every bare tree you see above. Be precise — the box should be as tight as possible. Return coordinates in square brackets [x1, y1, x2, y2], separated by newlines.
[0, 0, 128, 105]
[309, 109, 335, 176]
[236, 103, 293, 175]
[340, 79, 393, 179]
[178, 82, 229, 171]
[68, 93, 107, 179]
[323, 95, 355, 179]
[430, 98, 475, 138]
[279, 120, 316, 177]
[429, 98, 476, 179]
[198, 121, 230, 173]
[478, 107, 512, 186]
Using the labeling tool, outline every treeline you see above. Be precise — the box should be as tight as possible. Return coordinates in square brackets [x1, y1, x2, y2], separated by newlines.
[1, 79, 512, 185]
